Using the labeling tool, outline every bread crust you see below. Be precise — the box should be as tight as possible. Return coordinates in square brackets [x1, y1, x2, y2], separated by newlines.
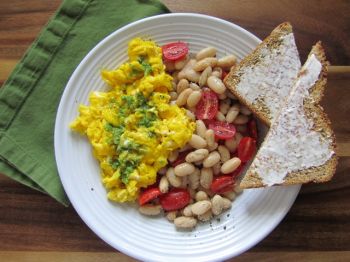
[240, 42, 338, 189]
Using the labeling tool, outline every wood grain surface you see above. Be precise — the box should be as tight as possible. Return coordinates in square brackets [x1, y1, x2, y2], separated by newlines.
[0, 0, 349, 261]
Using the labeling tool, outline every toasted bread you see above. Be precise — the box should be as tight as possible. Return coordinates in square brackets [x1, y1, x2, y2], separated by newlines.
[239, 42, 337, 188]
[224, 22, 301, 126]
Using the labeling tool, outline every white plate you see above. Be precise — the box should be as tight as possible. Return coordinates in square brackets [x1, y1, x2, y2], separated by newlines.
[55, 13, 300, 262]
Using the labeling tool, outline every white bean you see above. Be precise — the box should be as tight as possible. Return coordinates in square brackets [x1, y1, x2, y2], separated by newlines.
[222, 197, 232, 210]
[207, 75, 226, 94]
[187, 90, 202, 108]
[196, 120, 207, 138]
[197, 209, 213, 222]
[226, 104, 240, 123]
[208, 142, 218, 152]
[189, 82, 201, 91]
[221, 157, 241, 174]
[234, 183, 243, 194]
[174, 216, 197, 228]
[212, 162, 221, 175]
[168, 150, 179, 162]
[175, 56, 189, 70]
[191, 200, 212, 215]
[204, 129, 215, 147]
[223, 191, 236, 201]
[215, 111, 226, 122]
[200, 167, 213, 189]
[174, 162, 196, 177]
[183, 205, 193, 217]
[196, 47, 217, 60]
[199, 66, 212, 87]
[194, 57, 218, 72]
[186, 69, 201, 83]
[233, 114, 249, 125]
[219, 100, 231, 115]
[189, 168, 200, 190]
[217, 55, 237, 69]
[166, 167, 182, 187]
[177, 78, 189, 94]
[169, 91, 178, 101]
[176, 88, 192, 106]
[225, 132, 243, 152]
[240, 105, 252, 115]
[178, 59, 196, 79]
[185, 149, 209, 163]
[211, 66, 222, 78]
[159, 176, 169, 193]
[139, 204, 162, 216]
[189, 134, 207, 149]
[195, 191, 209, 201]
[203, 151, 221, 168]
[186, 110, 196, 121]
[166, 211, 177, 221]
[211, 194, 224, 216]
[218, 145, 231, 163]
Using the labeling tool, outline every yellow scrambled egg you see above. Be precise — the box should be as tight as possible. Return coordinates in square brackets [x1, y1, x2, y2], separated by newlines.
[70, 38, 195, 202]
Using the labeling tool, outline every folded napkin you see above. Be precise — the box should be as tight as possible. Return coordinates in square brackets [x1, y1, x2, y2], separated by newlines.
[0, 0, 169, 206]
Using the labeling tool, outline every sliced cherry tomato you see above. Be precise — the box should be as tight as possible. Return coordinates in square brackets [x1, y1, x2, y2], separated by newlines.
[162, 42, 189, 61]
[195, 90, 218, 120]
[221, 70, 229, 80]
[248, 119, 258, 139]
[208, 120, 236, 140]
[228, 163, 244, 178]
[171, 150, 191, 167]
[138, 187, 162, 206]
[237, 137, 256, 162]
[210, 176, 235, 194]
[160, 188, 191, 211]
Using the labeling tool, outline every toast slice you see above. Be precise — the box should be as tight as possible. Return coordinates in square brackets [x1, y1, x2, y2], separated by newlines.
[239, 42, 337, 188]
[224, 22, 301, 126]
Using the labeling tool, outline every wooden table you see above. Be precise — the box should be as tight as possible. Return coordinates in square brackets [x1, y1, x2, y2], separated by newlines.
[1, 1, 349, 261]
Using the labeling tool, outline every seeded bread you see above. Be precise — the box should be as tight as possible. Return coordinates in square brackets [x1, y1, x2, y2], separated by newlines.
[224, 22, 301, 126]
[239, 42, 338, 189]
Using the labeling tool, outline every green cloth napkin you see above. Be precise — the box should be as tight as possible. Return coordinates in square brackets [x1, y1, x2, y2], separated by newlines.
[0, 0, 169, 206]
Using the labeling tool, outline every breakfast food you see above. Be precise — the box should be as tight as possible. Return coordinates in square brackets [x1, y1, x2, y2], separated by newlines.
[240, 42, 337, 188]
[224, 22, 301, 126]
[71, 38, 256, 229]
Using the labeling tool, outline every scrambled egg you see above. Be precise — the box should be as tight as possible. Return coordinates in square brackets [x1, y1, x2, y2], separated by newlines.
[70, 38, 195, 202]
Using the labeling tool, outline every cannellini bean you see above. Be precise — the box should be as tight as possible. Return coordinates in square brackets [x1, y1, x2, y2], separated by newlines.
[178, 59, 196, 79]
[196, 47, 217, 60]
[175, 56, 189, 70]
[218, 145, 231, 163]
[176, 88, 193, 106]
[189, 134, 207, 149]
[172, 71, 179, 83]
[169, 91, 178, 101]
[234, 183, 243, 194]
[191, 200, 212, 215]
[196, 120, 207, 138]
[166, 211, 177, 221]
[185, 149, 209, 163]
[189, 82, 201, 91]
[199, 66, 212, 87]
[174, 216, 197, 228]
[240, 105, 252, 115]
[219, 99, 231, 115]
[226, 104, 240, 123]
[194, 57, 218, 72]
[159, 176, 169, 193]
[221, 157, 241, 174]
[200, 167, 213, 189]
[166, 167, 182, 187]
[208, 142, 218, 152]
[195, 190, 209, 201]
[225, 132, 243, 152]
[139, 204, 162, 216]
[168, 150, 179, 162]
[186, 69, 201, 83]
[203, 151, 221, 168]
[183, 205, 193, 217]
[179, 143, 193, 152]
[223, 191, 237, 201]
[233, 114, 249, 125]
[207, 76, 226, 94]
[211, 66, 223, 78]
[174, 162, 196, 177]
[204, 129, 215, 147]
[217, 55, 237, 68]
[216, 111, 226, 122]
[187, 90, 202, 108]
[177, 78, 189, 94]
[212, 162, 221, 175]
[197, 209, 213, 222]
[222, 197, 232, 210]
[186, 110, 196, 121]
[180, 175, 188, 188]
[189, 168, 200, 190]
[211, 195, 224, 216]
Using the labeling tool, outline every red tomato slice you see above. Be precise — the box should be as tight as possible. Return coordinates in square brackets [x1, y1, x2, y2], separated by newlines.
[162, 42, 189, 61]
[238, 137, 256, 162]
[210, 176, 235, 194]
[248, 119, 258, 139]
[208, 120, 236, 140]
[160, 188, 191, 211]
[171, 150, 191, 167]
[138, 187, 162, 206]
[195, 90, 218, 120]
